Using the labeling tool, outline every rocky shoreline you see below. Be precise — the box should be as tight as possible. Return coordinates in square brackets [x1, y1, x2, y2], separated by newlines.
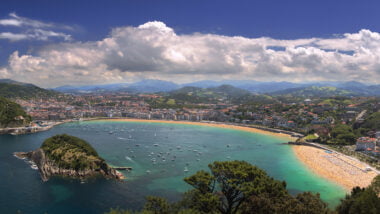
[0, 126, 52, 135]
[14, 149, 125, 181]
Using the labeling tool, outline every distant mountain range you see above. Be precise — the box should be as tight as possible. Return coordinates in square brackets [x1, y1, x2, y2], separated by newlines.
[1, 78, 379, 98]
[51, 79, 380, 97]
[0, 79, 60, 99]
[54, 79, 180, 93]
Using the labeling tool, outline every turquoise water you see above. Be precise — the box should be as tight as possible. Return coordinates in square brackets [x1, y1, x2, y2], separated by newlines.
[0, 120, 346, 213]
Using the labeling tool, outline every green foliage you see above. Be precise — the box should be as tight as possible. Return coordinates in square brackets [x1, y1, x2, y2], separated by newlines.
[41, 134, 104, 170]
[180, 190, 220, 213]
[329, 124, 357, 145]
[0, 96, 31, 127]
[293, 192, 330, 214]
[183, 161, 292, 214]
[241, 191, 330, 214]
[272, 86, 356, 98]
[370, 175, 380, 195]
[354, 112, 380, 136]
[0, 81, 59, 99]
[105, 208, 134, 214]
[359, 112, 380, 131]
[142, 196, 171, 214]
[106, 162, 380, 214]
[336, 186, 380, 214]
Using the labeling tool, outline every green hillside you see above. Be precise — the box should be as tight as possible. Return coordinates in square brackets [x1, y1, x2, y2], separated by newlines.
[41, 134, 106, 171]
[355, 112, 380, 136]
[149, 85, 276, 108]
[0, 79, 60, 99]
[168, 85, 253, 103]
[0, 96, 31, 128]
[271, 86, 357, 97]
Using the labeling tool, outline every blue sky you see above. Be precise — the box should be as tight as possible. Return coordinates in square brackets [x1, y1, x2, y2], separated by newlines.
[1, 0, 380, 87]
[2, 0, 380, 40]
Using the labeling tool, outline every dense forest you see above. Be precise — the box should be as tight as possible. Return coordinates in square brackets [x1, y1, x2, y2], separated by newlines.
[0, 79, 59, 99]
[0, 96, 31, 128]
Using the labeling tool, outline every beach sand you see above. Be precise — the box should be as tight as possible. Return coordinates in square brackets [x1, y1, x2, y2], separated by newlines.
[293, 145, 378, 190]
[103, 118, 295, 140]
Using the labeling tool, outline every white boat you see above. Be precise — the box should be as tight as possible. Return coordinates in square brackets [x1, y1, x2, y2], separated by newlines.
[184, 167, 189, 172]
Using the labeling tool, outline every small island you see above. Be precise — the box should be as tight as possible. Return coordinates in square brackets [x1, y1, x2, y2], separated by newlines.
[15, 134, 125, 181]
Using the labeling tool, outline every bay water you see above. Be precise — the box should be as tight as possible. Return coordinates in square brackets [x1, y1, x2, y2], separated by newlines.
[0, 120, 346, 213]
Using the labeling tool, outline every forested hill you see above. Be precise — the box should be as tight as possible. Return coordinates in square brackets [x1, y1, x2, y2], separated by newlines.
[167, 85, 253, 103]
[270, 86, 358, 97]
[0, 79, 60, 99]
[0, 96, 31, 128]
[18, 134, 122, 181]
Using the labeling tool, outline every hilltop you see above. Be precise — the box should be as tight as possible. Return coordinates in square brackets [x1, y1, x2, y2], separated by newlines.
[0, 96, 31, 128]
[0, 79, 60, 99]
[148, 84, 279, 108]
[54, 79, 179, 93]
[270, 86, 357, 97]
[149, 85, 275, 108]
[15, 134, 123, 181]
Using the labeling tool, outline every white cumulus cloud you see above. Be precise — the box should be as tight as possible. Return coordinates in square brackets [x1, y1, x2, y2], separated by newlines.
[1, 21, 380, 87]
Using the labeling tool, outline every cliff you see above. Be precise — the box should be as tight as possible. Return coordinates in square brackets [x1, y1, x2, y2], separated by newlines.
[15, 134, 124, 181]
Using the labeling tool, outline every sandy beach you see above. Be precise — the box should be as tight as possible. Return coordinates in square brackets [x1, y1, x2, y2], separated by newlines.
[293, 145, 378, 190]
[102, 118, 295, 140]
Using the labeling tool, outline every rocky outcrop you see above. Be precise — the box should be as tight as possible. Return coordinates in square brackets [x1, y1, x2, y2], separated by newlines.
[14, 149, 124, 182]
[0, 126, 51, 135]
